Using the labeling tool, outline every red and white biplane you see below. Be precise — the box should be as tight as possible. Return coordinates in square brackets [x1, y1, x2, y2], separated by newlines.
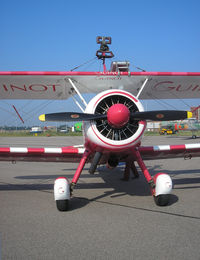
[1, 36, 200, 211]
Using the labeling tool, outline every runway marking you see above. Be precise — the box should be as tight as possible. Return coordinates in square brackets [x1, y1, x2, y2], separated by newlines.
[76, 197, 200, 221]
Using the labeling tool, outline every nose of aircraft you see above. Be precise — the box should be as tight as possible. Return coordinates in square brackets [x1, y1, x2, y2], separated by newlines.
[107, 104, 130, 128]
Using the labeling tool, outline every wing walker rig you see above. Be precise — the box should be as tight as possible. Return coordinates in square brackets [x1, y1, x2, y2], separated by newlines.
[96, 36, 130, 73]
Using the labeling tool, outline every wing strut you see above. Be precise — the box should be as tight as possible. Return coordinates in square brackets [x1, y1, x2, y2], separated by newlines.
[68, 78, 87, 107]
[71, 95, 85, 112]
[136, 78, 148, 99]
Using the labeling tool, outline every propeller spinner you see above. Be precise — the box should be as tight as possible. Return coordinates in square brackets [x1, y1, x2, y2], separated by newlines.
[107, 104, 130, 128]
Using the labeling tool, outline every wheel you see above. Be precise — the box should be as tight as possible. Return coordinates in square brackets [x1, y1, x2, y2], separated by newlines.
[54, 177, 70, 211]
[154, 194, 170, 206]
[192, 135, 197, 139]
[56, 199, 69, 211]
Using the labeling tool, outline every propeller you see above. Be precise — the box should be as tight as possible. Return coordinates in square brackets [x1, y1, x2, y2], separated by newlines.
[39, 109, 192, 125]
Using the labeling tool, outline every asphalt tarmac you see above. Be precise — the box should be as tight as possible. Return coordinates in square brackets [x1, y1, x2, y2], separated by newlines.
[0, 135, 200, 259]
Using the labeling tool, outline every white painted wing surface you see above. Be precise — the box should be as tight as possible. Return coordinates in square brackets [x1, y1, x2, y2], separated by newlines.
[137, 73, 200, 99]
[1, 72, 200, 100]
[0, 72, 143, 99]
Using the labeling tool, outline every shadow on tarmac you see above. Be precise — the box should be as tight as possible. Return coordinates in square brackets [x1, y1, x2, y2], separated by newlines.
[1, 163, 200, 212]
[3, 163, 200, 193]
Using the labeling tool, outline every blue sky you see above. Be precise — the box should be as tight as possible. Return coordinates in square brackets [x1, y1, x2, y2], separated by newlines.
[0, 0, 200, 126]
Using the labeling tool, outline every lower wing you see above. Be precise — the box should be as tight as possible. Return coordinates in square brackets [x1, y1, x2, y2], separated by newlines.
[0, 145, 85, 162]
[138, 143, 200, 160]
[0, 143, 200, 162]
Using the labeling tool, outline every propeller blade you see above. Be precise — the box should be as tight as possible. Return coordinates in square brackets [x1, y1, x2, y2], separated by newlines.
[39, 112, 107, 122]
[131, 110, 192, 121]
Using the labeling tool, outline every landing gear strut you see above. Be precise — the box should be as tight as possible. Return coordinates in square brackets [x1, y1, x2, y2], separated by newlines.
[89, 151, 102, 174]
[54, 150, 91, 211]
[133, 149, 172, 206]
[121, 157, 139, 181]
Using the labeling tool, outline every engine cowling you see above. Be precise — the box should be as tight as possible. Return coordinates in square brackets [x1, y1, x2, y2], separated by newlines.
[84, 89, 146, 151]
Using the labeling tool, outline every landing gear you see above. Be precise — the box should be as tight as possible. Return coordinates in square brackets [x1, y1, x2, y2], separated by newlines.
[54, 177, 70, 211]
[154, 194, 170, 206]
[56, 200, 69, 211]
[89, 151, 102, 174]
[54, 150, 91, 211]
[121, 157, 139, 181]
[133, 149, 172, 206]
[153, 173, 172, 206]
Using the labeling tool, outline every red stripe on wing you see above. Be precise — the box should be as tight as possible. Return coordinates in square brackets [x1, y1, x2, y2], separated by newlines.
[0, 146, 84, 162]
[139, 144, 200, 160]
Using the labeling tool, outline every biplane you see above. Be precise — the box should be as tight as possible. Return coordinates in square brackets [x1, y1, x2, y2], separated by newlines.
[1, 36, 200, 211]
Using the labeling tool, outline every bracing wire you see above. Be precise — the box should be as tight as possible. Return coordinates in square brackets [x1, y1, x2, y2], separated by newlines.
[0, 99, 56, 126]
[70, 57, 98, 71]
[23, 100, 56, 123]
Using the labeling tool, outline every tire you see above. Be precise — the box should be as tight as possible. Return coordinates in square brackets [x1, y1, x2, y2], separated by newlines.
[154, 194, 170, 206]
[56, 199, 69, 211]
[192, 135, 197, 139]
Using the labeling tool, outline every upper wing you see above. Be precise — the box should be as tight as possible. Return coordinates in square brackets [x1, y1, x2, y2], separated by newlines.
[139, 143, 200, 160]
[1, 71, 200, 100]
[136, 72, 200, 100]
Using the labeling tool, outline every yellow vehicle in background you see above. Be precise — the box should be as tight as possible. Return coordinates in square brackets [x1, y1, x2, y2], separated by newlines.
[159, 128, 177, 135]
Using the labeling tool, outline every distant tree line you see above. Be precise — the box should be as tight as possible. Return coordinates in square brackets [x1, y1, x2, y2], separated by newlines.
[0, 126, 31, 130]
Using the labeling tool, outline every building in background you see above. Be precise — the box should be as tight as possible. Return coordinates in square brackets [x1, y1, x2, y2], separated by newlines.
[146, 121, 160, 132]
[191, 106, 200, 121]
